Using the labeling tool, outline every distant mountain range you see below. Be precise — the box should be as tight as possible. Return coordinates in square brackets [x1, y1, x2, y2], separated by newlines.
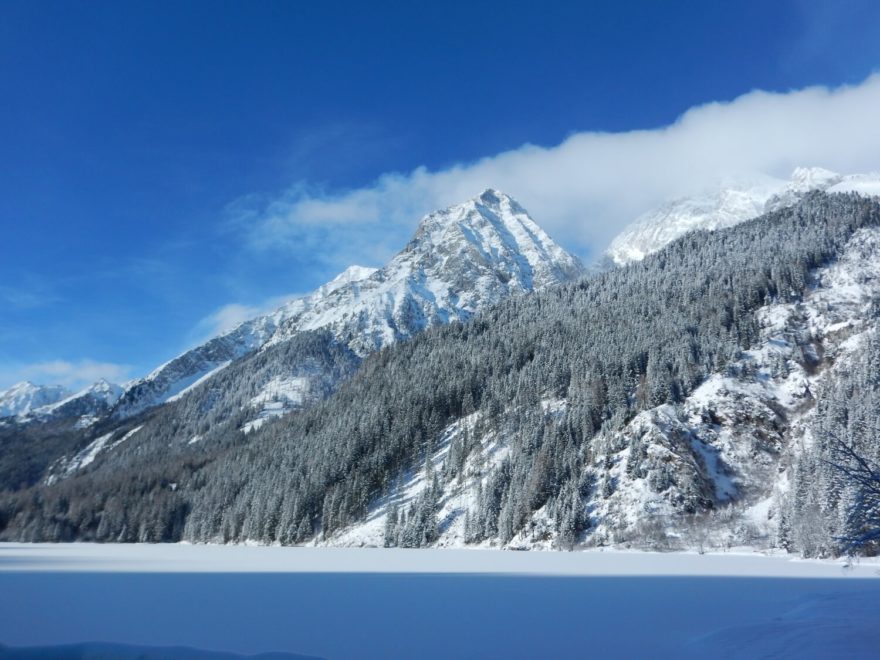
[0, 381, 71, 417]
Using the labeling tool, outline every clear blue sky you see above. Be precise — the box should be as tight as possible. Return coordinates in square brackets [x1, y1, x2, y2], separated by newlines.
[2, 0, 879, 389]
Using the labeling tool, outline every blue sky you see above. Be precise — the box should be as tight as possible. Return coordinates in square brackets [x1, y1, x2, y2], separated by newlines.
[2, 0, 880, 390]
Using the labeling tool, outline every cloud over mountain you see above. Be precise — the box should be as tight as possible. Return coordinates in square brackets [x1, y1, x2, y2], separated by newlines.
[242, 75, 880, 264]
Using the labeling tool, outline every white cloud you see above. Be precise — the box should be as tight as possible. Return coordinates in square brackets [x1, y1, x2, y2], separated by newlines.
[0, 359, 132, 392]
[192, 293, 306, 343]
[240, 74, 880, 265]
[199, 303, 264, 336]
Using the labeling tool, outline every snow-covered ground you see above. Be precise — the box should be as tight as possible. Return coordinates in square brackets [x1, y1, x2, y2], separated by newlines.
[0, 544, 878, 659]
[1, 542, 878, 576]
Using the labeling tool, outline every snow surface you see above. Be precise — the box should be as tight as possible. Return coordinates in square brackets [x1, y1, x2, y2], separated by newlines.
[73, 414, 100, 429]
[0, 542, 877, 576]
[165, 361, 231, 402]
[1, 545, 879, 659]
[240, 376, 312, 433]
[248, 376, 310, 409]
[116, 425, 143, 446]
[43, 425, 143, 483]
[61, 431, 115, 474]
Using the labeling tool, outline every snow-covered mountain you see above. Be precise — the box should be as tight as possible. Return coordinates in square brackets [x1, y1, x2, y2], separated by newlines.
[0, 382, 70, 418]
[605, 167, 880, 266]
[36, 379, 124, 427]
[113, 189, 584, 418]
[0, 379, 124, 427]
[263, 188, 584, 352]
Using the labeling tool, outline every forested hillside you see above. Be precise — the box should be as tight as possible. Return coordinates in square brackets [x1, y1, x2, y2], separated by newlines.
[2, 192, 878, 557]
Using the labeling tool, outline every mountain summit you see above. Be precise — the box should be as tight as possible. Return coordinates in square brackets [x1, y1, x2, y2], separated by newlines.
[0, 382, 70, 418]
[264, 188, 584, 353]
[114, 190, 584, 417]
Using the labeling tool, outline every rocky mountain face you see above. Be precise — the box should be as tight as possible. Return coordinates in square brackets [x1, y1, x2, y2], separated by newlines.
[0, 379, 124, 491]
[38, 380, 124, 427]
[605, 167, 880, 266]
[584, 224, 880, 549]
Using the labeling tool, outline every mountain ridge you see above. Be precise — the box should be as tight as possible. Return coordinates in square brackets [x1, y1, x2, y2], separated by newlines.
[112, 189, 584, 418]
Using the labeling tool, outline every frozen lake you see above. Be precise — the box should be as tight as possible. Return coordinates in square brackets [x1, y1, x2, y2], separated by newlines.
[1, 544, 879, 659]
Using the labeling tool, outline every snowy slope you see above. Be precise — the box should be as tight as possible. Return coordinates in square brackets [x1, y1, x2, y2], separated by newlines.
[46, 424, 143, 482]
[606, 168, 880, 266]
[114, 190, 583, 417]
[42, 379, 122, 412]
[110, 266, 379, 419]
[0, 382, 70, 418]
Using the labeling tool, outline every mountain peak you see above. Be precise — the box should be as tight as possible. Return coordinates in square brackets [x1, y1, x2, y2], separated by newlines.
[405, 190, 582, 289]
[0, 381, 71, 418]
[412, 189, 515, 232]
[83, 379, 124, 400]
[475, 188, 508, 206]
[5, 380, 37, 393]
[1, 379, 125, 425]
[790, 166, 842, 190]
[113, 191, 584, 418]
